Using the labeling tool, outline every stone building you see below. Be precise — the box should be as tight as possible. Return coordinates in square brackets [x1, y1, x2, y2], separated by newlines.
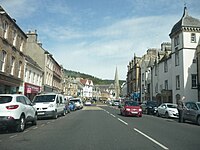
[0, 6, 26, 94]
[127, 54, 141, 100]
[25, 31, 63, 93]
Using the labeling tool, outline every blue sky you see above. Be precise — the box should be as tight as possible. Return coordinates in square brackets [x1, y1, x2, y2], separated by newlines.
[1, 0, 200, 80]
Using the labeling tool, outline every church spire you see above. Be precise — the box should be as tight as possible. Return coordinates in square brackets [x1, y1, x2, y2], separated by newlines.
[114, 67, 120, 99]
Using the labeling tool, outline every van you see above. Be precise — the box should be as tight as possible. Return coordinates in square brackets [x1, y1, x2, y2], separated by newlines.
[33, 93, 66, 119]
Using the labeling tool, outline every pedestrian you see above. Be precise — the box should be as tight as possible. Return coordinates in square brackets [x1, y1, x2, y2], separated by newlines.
[177, 96, 185, 123]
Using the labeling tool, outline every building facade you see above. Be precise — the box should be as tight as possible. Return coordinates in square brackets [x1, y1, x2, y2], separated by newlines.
[169, 7, 200, 103]
[0, 6, 26, 94]
[127, 54, 141, 101]
[22, 55, 43, 100]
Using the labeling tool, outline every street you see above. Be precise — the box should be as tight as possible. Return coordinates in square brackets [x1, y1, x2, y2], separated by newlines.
[0, 105, 200, 150]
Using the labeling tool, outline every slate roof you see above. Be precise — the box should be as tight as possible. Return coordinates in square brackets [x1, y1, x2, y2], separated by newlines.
[169, 7, 200, 37]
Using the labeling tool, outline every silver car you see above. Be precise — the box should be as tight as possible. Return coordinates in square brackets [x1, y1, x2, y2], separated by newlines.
[183, 102, 200, 125]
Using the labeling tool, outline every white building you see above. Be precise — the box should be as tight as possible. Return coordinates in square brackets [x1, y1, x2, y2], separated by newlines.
[79, 78, 93, 99]
[22, 55, 43, 100]
[169, 7, 200, 103]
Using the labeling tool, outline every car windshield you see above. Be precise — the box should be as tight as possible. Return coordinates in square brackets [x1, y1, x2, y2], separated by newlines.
[125, 101, 139, 106]
[167, 104, 177, 108]
[33, 95, 56, 103]
[147, 101, 157, 106]
[0, 96, 12, 104]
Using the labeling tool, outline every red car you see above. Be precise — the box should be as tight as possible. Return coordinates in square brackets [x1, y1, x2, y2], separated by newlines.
[120, 101, 142, 117]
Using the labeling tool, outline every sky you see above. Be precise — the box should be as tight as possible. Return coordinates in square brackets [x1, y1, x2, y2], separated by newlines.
[0, 0, 200, 80]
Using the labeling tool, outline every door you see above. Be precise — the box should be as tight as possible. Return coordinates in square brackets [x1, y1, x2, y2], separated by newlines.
[24, 96, 35, 120]
[188, 103, 198, 122]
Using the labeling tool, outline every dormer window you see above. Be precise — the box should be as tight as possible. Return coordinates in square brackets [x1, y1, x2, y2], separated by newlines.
[191, 33, 196, 43]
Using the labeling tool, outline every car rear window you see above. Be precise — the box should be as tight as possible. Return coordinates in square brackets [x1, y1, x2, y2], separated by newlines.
[125, 101, 139, 106]
[0, 96, 12, 104]
[70, 99, 80, 103]
[33, 95, 56, 103]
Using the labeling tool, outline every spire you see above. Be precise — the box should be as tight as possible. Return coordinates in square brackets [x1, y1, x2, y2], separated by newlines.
[182, 5, 189, 17]
[114, 67, 120, 99]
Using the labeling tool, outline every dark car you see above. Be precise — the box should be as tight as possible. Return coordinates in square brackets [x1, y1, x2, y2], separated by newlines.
[141, 101, 158, 115]
[119, 101, 142, 117]
[182, 101, 200, 125]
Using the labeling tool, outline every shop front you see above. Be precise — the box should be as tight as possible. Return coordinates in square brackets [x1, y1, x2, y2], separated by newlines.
[0, 73, 22, 94]
[24, 83, 41, 101]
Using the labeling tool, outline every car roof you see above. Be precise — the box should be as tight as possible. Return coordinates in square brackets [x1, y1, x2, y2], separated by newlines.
[37, 93, 60, 96]
[0, 94, 23, 97]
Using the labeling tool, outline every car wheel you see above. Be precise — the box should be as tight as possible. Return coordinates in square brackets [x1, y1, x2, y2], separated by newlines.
[120, 111, 122, 115]
[62, 109, 66, 116]
[165, 112, 169, 119]
[16, 116, 25, 132]
[196, 116, 200, 126]
[32, 114, 37, 125]
[53, 111, 58, 119]
[156, 111, 160, 117]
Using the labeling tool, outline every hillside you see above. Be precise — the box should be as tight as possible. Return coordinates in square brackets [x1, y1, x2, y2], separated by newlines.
[64, 69, 125, 85]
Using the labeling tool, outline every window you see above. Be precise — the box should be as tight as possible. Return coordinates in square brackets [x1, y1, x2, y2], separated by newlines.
[165, 80, 168, 90]
[0, 50, 6, 72]
[155, 83, 158, 93]
[13, 29, 17, 46]
[175, 48, 179, 66]
[176, 75, 180, 90]
[191, 33, 196, 43]
[10, 56, 15, 75]
[20, 37, 24, 52]
[142, 73, 144, 81]
[18, 61, 22, 78]
[174, 35, 179, 47]
[164, 60, 168, 72]
[2, 21, 8, 39]
[191, 74, 197, 88]
[155, 65, 158, 76]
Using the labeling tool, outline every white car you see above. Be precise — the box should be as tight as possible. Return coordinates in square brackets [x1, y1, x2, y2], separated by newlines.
[157, 103, 178, 118]
[0, 94, 37, 132]
[70, 98, 83, 109]
[84, 101, 92, 106]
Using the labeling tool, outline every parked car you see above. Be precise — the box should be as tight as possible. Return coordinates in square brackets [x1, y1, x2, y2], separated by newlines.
[141, 100, 158, 115]
[84, 100, 92, 106]
[157, 103, 178, 118]
[182, 101, 200, 125]
[0, 94, 37, 132]
[70, 98, 83, 110]
[33, 93, 66, 119]
[119, 100, 142, 117]
[112, 100, 120, 106]
[68, 101, 76, 111]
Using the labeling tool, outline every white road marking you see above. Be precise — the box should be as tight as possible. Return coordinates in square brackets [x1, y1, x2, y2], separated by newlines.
[33, 126, 38, 130]
[24, 130, 29, 133]
[9, 134, 17, 139]
[110, 114, 116, 118]
[117, 118, 128, 125]
[134, 128, 169, 150]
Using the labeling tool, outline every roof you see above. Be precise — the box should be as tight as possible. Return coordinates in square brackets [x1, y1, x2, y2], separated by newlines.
[79, 78, 93, 85]
[169, 7, 200, 37]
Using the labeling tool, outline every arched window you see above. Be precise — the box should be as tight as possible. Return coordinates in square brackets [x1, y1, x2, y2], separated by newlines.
[0, 50, 7, 72]
[10, 56, 15, 75]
